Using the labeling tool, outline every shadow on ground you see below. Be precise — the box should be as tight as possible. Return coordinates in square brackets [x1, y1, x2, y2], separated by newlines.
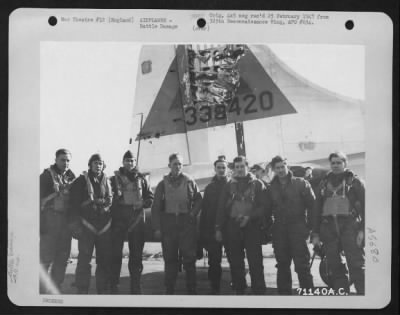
[61, 266, 292, 295]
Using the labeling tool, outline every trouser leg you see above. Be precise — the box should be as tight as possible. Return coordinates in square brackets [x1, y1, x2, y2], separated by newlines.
[39, 212, 58, 293]
[244, 221, 266, 295]
[180, 215, 197, 294]
[128, 220, 145, 294]
[205, 239, 223, 292]
[289, 222, 314, 290]
[320, 220, 350, 293]
[75, 230, 95, 294]
[50, 219, 72, 290]
[161, 215, 179, 293]
[272, 223, 292, 295]
[222, 230, 238, 290]
[340, 219, 365, 294]
[226, 220, 246, 294]
[40, 232, 55, 275]
[110, 226, 125, 288]
[95, 229, 113, 294]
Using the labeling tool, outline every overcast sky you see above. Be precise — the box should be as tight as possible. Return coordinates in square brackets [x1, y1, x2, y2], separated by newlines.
[40, 43, 364, 174]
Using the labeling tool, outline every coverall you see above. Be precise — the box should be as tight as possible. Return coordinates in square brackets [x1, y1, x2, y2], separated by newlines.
[216, 173, 267, 295]
[200, 175, 229, 293]
[313, 170, 365, 294]
[268, 171, 315, 295]
[40, 165, 76, 293]
[151, 172, 202, 294]
[69, 171, 113, 294]
[110, 167, 154, 294]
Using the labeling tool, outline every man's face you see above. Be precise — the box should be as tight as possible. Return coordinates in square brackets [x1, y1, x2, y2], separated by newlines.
[330, 157, 346, 174]
[123, 157, 137, 171]
[255, 169, 265, 180]
[91, 160, 104, 174]
[264, 167, 273, 183]
[234, 161, 247, 177]
[55, 154, 71, 172]
[273, 161, 289, 178]
[169, 157, 183, 176]
[304, 168, 313, 179]
[215, 161, 227, 177]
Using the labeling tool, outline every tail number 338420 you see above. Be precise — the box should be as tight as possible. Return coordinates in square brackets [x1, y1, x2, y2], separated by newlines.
[184, 91, 274, 126]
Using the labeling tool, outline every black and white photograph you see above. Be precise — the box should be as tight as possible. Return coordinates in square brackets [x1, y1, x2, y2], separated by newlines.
[38, 42, 366, 296]
[7, 9, 393, 308]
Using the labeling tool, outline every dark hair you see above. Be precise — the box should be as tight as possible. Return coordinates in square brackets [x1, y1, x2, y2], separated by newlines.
[270, 155, 287, 168]
[214, 155, 228, 167]
[55, 148, 71, 158]
[232, 155, 248, 167]
[169, 152, 183, 163]
[88, 153, 106, 170]
[328, 151, 348, 163]
[250, 164, 263, 171]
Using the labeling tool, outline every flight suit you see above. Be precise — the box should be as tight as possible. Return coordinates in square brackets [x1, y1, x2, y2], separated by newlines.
[313, 170, 365, 294]
[269, 171, 315, 295]
[216, 173, 267, 295]
[40, 165, 76, 293]
[152, 173, 202, 294]
[110, 168, 154, 294]
[200, 175, 229, 293]
[69, 171, 113, 294]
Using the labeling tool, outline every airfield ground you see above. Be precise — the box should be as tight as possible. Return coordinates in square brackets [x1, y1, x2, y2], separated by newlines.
[61, 243, 357, 295]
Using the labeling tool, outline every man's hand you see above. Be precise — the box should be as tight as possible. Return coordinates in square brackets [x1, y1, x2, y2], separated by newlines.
[143, 199, 152, 208]
[236, 214, 243, 223]
[239, 215, 250, 228]
[215, 230, 223, 242]
[187, 212, 196, 224]
[94, 198, 105, 205]
[69, 221, 83, 240]
[154, 229, 162, 241]
[133, 200, 144, 210]
[311, 233, 321, 247]
[356, 230, 364, 248]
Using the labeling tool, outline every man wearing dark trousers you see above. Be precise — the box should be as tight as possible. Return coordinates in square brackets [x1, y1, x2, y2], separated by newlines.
[268, 155, 315, 295]
[40, 149, 76, 293]
[69, 154, 113, 294]
[110, 150, 154, 294]
[151, 153, 202, 295]
[311, 151, 365, 294]
[200, 155, 229, 294]
[215, 156, 267, 295]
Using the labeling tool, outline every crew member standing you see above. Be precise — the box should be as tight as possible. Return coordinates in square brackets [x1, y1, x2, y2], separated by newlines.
[250, 163, 274, 245]
[151, 153, 202, 295]
[215, 156, 267, 295]
[40, 149, 76, 293]
[199, 155, 229, 294]
[110, 150, 154, 294]
[311, 151, 365, 294]
[250, 164, 268, 185]
[69, 154, 113, 294]
[304, 166, 313, 182]
[269, 155, 315, 295]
